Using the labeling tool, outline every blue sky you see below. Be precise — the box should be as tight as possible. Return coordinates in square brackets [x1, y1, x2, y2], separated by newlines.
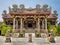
[0, 0, 60, 22]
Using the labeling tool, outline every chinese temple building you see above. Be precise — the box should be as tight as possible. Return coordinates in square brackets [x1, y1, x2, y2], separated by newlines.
[2, 4, 58, 33]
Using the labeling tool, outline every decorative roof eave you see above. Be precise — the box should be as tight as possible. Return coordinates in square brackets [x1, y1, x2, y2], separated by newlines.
[47, 14, 58, 19]
[47, 17, 57, 20]
[3, 17, 13, 18]
[9, 11, 51, 16]
[3, 17, 13, 20]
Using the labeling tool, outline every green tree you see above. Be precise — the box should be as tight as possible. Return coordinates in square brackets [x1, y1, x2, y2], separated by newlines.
[49, 26, 57, 34]
[56, 24, 60, 34]
[47, 22, 51, 32]
[47, 22, 57, 36]
[0, 23, 12, 36]
[7, 26, 12, 33]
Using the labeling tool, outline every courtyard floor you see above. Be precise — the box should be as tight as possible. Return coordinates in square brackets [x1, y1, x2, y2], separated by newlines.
[0, 33, 60, 45]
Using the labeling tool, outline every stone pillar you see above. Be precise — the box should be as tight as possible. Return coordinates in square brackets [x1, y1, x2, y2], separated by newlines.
[38, 18, 40, 31]
[42, 20, 44, 29]
[20, 18, 23, 32]
[39, 19, 40, 30]
[45, 18, 48, 33]
[16, 20, 18, 32]
[13, 18, 15, 32]
[16, 20, 18, 29]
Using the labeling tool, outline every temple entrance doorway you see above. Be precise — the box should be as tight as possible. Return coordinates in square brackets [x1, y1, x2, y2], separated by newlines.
[24, 17, 36, 33]
[27, 23, 33, 28]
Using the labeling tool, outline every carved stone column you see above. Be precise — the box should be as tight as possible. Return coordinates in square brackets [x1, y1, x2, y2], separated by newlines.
[45, 18, 48, 33]
[38, 18, 40, 31]
[39, 19, 40, 30]
[20, 18, 23, 32]
[16, 20, 18, 32]
[13, 18, 15, 32]
[42, 20, 44, 30]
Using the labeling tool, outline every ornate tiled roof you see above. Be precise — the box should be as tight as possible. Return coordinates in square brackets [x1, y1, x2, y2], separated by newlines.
[2, 4, 58, 19]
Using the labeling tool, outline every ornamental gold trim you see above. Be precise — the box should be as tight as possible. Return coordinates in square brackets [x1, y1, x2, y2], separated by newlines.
[15, 16, 20, 18]
[34, 15, 37, 21]
[10, 15, 15, 18]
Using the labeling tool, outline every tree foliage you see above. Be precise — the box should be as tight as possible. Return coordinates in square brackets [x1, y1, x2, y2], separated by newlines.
[0, 23, 12, 36]
[49, 26, 57, 34]
[47, 22, 51, 32]
[47, 22, 57, 35]
[56, 24, 60, 33]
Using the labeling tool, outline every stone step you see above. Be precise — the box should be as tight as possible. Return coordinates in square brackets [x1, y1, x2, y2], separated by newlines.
[25, 29, 34, 33]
